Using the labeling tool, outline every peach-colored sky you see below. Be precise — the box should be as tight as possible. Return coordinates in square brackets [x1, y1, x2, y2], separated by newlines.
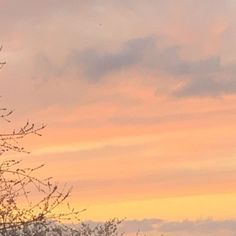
[1, 1, 236, 235]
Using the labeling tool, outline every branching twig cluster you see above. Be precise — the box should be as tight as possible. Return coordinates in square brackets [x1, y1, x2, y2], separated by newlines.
[0, 159, 85, 236]
[0, 106, 46, 155]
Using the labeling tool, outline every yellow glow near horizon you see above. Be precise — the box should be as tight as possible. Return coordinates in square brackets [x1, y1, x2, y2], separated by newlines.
[75, 193, 236, 221]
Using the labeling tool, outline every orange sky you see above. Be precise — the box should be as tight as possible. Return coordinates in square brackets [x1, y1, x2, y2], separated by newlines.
[1, 1, 236, 235]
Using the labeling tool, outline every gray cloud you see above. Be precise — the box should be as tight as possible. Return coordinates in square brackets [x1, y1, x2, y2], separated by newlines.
[61, 35, 236, 97]
[66, 37, 155, 80]
[174, 77, 235, 97]
[158, 219, 236, 233]
[83, 218, 236, 235]
[31, 33, 236, 97]
[64, 36, 217, 77]
[174, 64, 236, 97]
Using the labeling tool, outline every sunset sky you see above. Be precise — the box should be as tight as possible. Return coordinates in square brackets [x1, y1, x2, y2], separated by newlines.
[1, 1, 236, 235]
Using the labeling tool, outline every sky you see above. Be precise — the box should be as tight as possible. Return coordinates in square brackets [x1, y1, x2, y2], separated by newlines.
[1, 0, 236, 235]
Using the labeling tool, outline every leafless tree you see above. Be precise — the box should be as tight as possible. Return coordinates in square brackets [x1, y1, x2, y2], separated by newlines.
[0, 99, 84, 235]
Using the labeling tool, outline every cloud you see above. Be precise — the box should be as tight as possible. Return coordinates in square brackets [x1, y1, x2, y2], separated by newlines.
[174, 76, 236, 97]
[65, 37, 155, 80]
[158, 219, 236, 233]
[64, 35, 236, 97]
[83, 218, 236, 235]
[14, 31, 236, 103]
[63, 36, 220, 77]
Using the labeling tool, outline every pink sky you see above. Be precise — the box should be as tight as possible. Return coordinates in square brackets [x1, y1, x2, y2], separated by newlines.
[1, 1, 236, 235]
